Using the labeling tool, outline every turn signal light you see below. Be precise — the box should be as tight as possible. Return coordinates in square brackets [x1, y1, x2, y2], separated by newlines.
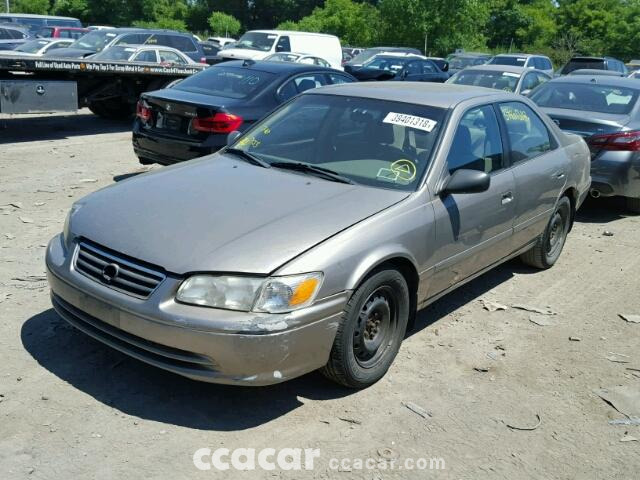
[192, 113, 243, 133]
[136, 100, 152, 123]
[588, 130, 640, 151]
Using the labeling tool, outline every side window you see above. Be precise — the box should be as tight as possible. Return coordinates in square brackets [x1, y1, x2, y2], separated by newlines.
[0, 29, 8, 40]
[447, 105, 504, 174]
[159, 51, 184, 64]
[542, 58, 552, 70]
[59, 30, 71, 38]
[275, 36, 290, 52]
[498, 102, 552, 163]
[536, 73, 550, 86]
[9, 28, 26, 39]
[521, 73, 539, 91]
[293, 73, 326, 92]
[277, 80, 298, 102]
[422, 61, 437, 73]
[134, 50, 157, 63]
[168, 35, 196, 52]
[328, 73, 355, 84]
[116, 34, 149, 46]
[405, 61, 422, 75]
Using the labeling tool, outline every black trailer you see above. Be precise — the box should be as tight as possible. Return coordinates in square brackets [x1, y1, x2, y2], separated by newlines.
[0, 56, 205, 118]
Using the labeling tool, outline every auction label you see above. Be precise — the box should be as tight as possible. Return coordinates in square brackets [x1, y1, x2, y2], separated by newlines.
[383, 112, 437, 132]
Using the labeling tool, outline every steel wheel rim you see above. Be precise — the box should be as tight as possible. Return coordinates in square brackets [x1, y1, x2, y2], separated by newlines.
[353, 286, 398, 368]
[546, 209, 566, 257]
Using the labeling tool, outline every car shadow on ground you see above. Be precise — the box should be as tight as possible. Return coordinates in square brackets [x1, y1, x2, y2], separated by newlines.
[0, 112, 131, 143]
[575, 196, 633, 224]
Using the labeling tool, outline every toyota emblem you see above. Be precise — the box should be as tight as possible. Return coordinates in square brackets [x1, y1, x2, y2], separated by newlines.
[102, 263, 120, 283]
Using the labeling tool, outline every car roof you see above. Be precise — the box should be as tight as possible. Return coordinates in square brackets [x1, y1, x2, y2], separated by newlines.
[305, 82, 509, 109]
[568, 56, 615, 61]
[464, 64, 531, 74]
[220, 59, 343, 74]
[249, 30, 337, 39]
[547, 75, 640, 88]
[494, 53, 539, 58]
[0, 13, 78, 20]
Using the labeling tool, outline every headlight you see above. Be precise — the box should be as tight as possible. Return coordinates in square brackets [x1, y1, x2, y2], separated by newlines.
[63, 203, 81, 245]
[176, 273, 323, 313]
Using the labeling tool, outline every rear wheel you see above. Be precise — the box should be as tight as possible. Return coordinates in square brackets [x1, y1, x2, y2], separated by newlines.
[521, 196, 571, 269]
[626, 196, 640, 214]
[321, 269, 409, 388]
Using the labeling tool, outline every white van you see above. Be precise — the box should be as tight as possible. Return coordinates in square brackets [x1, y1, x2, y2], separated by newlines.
[218, 30, 342, 69]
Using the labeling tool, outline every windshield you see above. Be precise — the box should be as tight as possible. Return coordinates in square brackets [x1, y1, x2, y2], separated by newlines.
[235, 32, 277, 52]
[530, 82, 640, 114]
[448, 70, 520, 92]
[364, 56, 408, 72]
[561, 58, 606, 75]
[230, 94, 446, 191]
[71, 30, 117, 52]
[449, 56, 486, 69]
[349, 49, 383, 64]
[92, 46, 135, 61]
[174, 66, 274, 99]
[488, 56, 527, 67]
[15, 39, 50, 53]
[266, 53, 299, 62]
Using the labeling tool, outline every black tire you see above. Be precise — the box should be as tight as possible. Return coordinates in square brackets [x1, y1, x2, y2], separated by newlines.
[138, 156, 154, 166]
[521, 196, 571, 269]
[88, 100, 134, 120]
[626, 196, 640, 214]
[321, 269, 410, 388]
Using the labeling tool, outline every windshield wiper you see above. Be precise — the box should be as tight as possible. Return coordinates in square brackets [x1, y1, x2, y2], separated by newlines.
[225, 148, 271, 168]
[270, 161, 355, 185]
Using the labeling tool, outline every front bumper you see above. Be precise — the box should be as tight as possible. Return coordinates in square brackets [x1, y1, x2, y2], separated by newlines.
[590, 151, 640, 198]
[45, 234, 346, 385]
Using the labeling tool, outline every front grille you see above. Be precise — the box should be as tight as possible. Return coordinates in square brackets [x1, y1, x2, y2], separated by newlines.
[74, 240, 165, 298]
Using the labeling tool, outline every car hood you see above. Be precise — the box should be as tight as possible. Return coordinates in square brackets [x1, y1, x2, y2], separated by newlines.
[70, 155, 409, 274]
[44, 47, 96, 58]
[218, 48, 268, 61]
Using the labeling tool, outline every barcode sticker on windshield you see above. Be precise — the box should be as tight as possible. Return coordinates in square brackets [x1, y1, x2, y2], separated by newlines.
[383, 112, 437, 133]
[503, 72, 520, 77]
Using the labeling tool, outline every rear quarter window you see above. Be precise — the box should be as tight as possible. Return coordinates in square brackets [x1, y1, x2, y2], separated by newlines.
[174, 67, 274, 99]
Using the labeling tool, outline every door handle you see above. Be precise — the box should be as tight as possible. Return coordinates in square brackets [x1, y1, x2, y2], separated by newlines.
[501, 192, 513, 205]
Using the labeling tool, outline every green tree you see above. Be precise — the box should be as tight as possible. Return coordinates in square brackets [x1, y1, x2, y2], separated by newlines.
[208, 11, 241, 37]
[10, 0, 50, 14]
[277, 0, 382, 47]
[52, 0, 89, 19]
[378, 0, 491, 54]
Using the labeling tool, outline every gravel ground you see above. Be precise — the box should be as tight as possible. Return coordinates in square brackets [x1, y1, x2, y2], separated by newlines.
[1, 110, 639, 479]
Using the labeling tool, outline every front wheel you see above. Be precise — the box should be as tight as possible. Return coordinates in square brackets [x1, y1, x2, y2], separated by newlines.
[320, 269, 410, 388]
[521, 196, 571, 269]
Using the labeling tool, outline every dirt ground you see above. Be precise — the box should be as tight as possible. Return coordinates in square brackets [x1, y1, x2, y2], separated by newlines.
[1, 110, 639, 479]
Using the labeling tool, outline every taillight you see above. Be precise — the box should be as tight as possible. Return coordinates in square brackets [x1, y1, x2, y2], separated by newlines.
[200, 57, 207, 64]
[588, 130, 640, 151]
[136, 100, 152, 123]
[192, 113, 243, 133]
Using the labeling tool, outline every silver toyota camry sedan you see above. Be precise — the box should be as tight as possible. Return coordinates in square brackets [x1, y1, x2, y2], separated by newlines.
[46, 83, 591, 388]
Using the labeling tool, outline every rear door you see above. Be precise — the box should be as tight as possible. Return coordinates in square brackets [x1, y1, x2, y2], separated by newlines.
[429, 104, 516, 295]
[497, 101, 567, 249]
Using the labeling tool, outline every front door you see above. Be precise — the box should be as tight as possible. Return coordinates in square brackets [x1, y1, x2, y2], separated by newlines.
[428, 104, 516, 297]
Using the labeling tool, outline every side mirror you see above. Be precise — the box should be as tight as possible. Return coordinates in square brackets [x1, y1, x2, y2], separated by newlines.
[441, 169, 490, 195]
[226, 130, 242, 146]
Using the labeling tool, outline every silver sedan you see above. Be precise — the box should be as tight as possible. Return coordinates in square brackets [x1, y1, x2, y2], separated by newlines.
[46, 83, 591, 388]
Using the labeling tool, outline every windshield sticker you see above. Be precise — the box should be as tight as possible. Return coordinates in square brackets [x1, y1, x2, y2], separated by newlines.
[503, 72, 520, 78]
[516, 58, 526, 62]
[376, 159, 417, 185]
[237, 136, 261, 148]
[383, 112, 437, 133]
